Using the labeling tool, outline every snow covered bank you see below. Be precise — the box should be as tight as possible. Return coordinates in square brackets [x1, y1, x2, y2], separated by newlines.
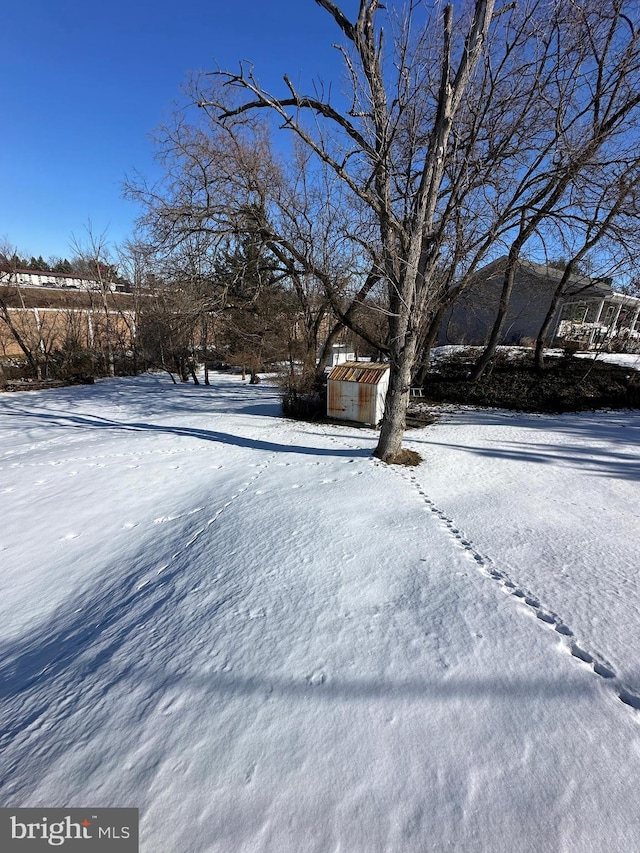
[1, 374, 639, 852]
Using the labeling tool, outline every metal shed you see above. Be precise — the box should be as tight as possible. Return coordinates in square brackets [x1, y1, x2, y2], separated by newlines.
[326, 362, 390, 425]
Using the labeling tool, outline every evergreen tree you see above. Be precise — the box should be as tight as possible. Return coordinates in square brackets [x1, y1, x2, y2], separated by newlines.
[28, 255, 50, 271]
[53, 258, 74, 274]
[215, 224, 292, 381]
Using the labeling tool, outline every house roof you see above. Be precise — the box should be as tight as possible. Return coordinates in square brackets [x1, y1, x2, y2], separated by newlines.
[474, 257, 640, 308]
[519, 260, 613, 298]
[327, 362, 389, 384]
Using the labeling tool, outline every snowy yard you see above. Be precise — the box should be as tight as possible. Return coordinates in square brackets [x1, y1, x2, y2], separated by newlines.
[1, 372, 639, 852]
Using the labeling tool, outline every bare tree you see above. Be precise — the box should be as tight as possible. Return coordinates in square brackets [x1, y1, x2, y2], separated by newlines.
[70, 224, 120, 377]
[469, 0, 640, 379]
[127, 105, 385, 392]
[201, 1, 497, 460]
[533, 169, 640, 369]
[0, 240, 43, 377]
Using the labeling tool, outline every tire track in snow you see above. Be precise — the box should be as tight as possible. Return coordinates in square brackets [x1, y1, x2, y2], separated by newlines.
[392, 467, 640, 716]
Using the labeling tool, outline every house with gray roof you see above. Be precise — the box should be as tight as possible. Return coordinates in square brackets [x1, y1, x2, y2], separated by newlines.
[439, 258, 640, 351]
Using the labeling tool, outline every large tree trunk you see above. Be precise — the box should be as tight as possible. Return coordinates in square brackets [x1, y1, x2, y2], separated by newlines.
[373, 332, 417, 462]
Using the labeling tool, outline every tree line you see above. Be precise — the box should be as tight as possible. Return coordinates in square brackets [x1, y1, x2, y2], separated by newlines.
[0, 253, 75, 275]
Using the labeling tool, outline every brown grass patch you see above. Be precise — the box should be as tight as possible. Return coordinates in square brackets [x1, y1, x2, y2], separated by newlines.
[387, 448, 423, 467]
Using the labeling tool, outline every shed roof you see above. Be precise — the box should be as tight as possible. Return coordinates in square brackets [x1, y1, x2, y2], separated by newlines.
[327, 362, 390, 384]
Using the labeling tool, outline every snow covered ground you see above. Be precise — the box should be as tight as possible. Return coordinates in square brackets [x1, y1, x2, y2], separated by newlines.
[1, 372, 639, 852]
[575, 350, 640, 370]
[432, 343, 640, 372]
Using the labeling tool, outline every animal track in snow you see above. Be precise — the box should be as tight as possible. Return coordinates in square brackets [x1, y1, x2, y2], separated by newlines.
[395, 469, 640, 718]
[131, 452, 279, 596]
[593, 663, 616, 679]
[153, 507, 204, 525]
[619, 689, 640, 710]
[0, 446, 200, 474]
[306, 670, 326, 687]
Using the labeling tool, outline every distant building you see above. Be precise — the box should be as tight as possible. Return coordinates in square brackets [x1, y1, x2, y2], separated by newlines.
[439, 258, 640, 351]
[328, 343, 356, 366]
[0, 277, 136, 361]
[4, 268, 129, 293]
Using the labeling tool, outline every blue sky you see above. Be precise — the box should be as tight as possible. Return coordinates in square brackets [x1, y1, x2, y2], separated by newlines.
[0, 1, 350, 261]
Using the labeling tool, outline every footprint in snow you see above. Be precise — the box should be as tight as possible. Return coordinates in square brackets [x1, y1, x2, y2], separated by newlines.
[402, 468, 637, 712]
[570, 643, 594, 664]
[306, 670, 326, 687]
[248, 608, 266, 620]
[594, 662, 616, 679]
[619, 689, 640, 710]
